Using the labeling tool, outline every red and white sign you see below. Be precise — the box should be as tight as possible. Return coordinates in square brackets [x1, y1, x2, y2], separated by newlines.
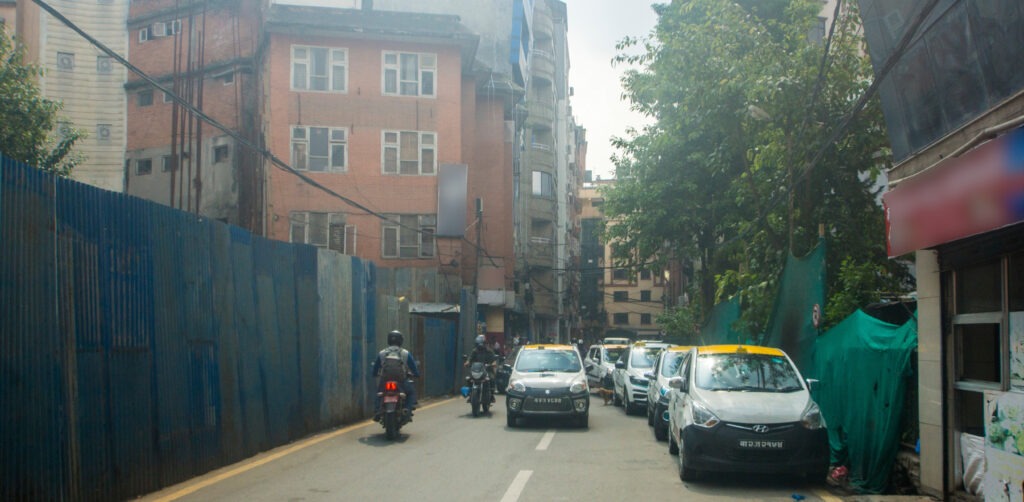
[884, 127, 1024, 257]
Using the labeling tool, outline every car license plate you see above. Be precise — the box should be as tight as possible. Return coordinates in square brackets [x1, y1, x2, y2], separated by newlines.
[383, 395, 399, 404]
[738, 439, 784, 449]
[533, 397, 561, 404]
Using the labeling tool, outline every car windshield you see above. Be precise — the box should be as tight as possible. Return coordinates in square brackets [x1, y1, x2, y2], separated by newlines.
[660, 352, 685, 377]
[694, 353, 803, 392]
[603, 347, 624, 363]
[515, 350, 582, 373]
[630, 347, 661, 368]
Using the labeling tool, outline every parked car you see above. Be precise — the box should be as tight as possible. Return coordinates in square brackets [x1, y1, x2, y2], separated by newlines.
[583, 343, 628, 389]
[505, 344, 590, 428]
[602, 337, 631, 346]
[645, 345, 692, 441]
[613, 341, 673, 414]
[666, 345, 829, 481]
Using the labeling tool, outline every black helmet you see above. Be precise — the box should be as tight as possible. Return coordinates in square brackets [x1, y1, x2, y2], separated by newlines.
[387, 330, 403, 347]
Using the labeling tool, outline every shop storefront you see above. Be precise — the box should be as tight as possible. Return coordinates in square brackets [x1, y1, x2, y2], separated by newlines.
[885, 126, 1024, 499]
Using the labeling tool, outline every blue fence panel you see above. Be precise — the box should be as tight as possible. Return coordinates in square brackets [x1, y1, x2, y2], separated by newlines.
[210, 224, 244, 463]
[294, 244, 320, 432]
[423, 317, 457, 396]
[0, 158, 69, 500]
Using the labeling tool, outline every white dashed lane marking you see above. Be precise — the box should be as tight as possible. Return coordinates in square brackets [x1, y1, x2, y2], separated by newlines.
[500, 470, 533, 502]
[535, 430, 555, 451]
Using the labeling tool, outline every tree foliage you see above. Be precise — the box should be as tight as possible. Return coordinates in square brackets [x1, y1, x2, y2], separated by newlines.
[0, 34, 83, 176]
[603, 0, 912, 336]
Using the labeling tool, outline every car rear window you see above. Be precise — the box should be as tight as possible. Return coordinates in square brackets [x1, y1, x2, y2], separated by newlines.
[515, 350, 582, 373]
[694, 353, 803, 392]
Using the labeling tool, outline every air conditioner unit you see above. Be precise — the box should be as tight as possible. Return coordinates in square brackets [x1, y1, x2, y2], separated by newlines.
[97, 57, 112, 73]
[152, 22, 167, 37]
[56, 53, 74, 71]
[170, 19, 182, 34]
[97, 125, 112, 141]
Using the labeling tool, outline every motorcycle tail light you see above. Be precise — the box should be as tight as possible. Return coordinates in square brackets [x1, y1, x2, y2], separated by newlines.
[385, 381, 398, 391]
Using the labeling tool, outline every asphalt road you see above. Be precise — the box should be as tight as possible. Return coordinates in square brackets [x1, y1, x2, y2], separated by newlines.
[138, 393, 844, 502]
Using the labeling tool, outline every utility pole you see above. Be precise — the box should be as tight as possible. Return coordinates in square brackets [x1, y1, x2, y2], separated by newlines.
[473, 197, 482, 297]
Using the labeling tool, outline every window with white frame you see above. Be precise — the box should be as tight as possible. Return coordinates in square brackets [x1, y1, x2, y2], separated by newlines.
[381, 214, 435, 259]
[383, 51, 435, 97]
[382, 130, 436, 175]
[292, 46, 347, 92]
[289, 211, 355, 254]
[291, 126, 347, 172]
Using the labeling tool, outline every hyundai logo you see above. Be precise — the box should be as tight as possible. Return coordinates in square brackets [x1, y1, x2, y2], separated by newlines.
[752, 425, 770, 433]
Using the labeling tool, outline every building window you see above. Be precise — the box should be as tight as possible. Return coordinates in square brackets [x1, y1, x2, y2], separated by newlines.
[613, 291, 628, 302]
[640, 290, 651, 302]
[381, 214, 435, 259]
[640, 269, 651, 280]
[613, 313, 629, 325]
[383, 51, 435, 97]
[290, 211, 354, 254]
[214, 145, 230, 163]
[222, 72, 234, 85]
[136, 158, 152, 175]
[137, 90, 153, 107]
[382, 130, 436, 175]
[291, 126, 347, 172]
[56, 52, 74, 71]
[612, 268, 628, 282]
[532, 171, 555, 197]
[163, 91, 174, 103]
[292, 46, 347, 92]
[96, 55, 112, 74]
[139, 27, 150, 42]
[162, 155, 175, 172]
[640, 313, 652, 325]
[96, 124, 112, 143]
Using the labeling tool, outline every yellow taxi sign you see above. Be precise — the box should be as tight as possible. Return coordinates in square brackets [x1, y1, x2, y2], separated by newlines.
[697, 344, 785, 356]
[665, 345, 694, 353]
[522, 343, 575, 351]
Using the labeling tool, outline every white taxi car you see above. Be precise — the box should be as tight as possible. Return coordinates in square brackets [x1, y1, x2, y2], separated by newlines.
[666, 345, 828, 481]
[613, 341, 673, 415]
[644, 345, 692, 441]
[505, 344, 590, 428]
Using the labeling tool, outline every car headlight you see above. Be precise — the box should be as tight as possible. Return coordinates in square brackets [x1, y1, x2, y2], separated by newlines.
[690, 400, 720, 428]
[629, 376, 648, 386]
[801, 401, 825, 430]
[569, 378, 587, 394]
[659, 386, 670, 397]
[509, 380, 526, 393]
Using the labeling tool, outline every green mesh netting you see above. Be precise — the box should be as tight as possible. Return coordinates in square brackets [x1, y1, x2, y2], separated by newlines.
[811, 310, 917, 493]
[761, 238, 827, 372]
[700, 296, 744, 345]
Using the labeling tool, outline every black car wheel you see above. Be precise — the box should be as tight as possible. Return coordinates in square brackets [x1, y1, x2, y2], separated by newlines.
[678, 445, 697, 481]
[653, 418, 668, 441]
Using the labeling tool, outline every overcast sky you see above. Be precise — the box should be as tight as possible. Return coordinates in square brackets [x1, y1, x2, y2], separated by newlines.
[564, 0, 660, 180]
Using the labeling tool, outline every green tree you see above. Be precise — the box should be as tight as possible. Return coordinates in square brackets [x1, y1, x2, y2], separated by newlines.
[604, 0, 911, 336]
[0, 34, 83, 176]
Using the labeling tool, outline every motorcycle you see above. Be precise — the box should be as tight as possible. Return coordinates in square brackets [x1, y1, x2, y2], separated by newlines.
[464, 360, 493, 417]
[377, 379, 410, 439]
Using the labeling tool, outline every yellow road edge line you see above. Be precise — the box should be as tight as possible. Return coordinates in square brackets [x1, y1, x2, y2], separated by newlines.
[150, 397, 458, 502]
[814, 488, 843, 502]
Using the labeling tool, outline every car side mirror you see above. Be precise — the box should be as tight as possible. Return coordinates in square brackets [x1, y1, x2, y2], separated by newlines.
[584, 360, 594, 369]
[667, 376, 687, 391]
[643, 372, 654, 379]
[615, 361, 626, 369]
[805, 378, 819, 391]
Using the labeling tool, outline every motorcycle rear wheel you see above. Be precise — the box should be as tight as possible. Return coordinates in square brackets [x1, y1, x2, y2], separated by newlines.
[384, 413, 399, 440]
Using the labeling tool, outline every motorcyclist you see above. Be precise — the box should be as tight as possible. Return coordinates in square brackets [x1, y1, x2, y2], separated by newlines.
[372, 330, 419, 421]
[464, 334, 498, 402]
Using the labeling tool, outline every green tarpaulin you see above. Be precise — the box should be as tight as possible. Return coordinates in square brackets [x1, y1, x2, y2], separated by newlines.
[761, 238, 826, 372]
[811, 310, 917, 493]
